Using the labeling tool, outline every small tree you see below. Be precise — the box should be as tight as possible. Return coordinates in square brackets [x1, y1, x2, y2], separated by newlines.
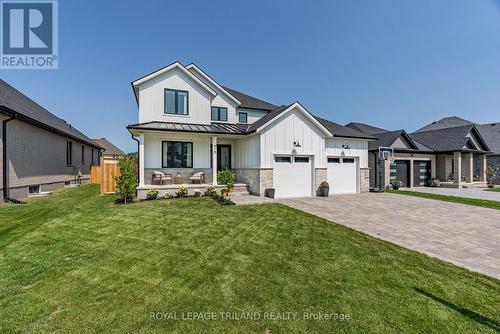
[485, 166, 497, 185]
[114, 155, 137, 203]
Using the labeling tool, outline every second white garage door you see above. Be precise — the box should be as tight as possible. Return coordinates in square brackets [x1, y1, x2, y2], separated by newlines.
[273, 156, 313, 198]
[327, 157, 358, 194]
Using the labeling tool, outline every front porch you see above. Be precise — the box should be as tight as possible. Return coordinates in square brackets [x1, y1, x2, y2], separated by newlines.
[435, 151, 488, 188]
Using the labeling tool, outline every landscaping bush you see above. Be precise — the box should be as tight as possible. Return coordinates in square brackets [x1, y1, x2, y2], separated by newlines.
[146, 189, 159, 200]
[390, 180, 401, 190]
[486, 166, 497, 185]
[217, 168, 235, 185]
[176, 186, 189, 198]
[164, 192, 174, 199]
[427, 178, 440, 187]
[193, 191, 202, 197]
[204, 186, 218, 198]
[114, 155, 137, 203]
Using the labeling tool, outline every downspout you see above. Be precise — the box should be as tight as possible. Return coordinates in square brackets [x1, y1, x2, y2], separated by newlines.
[131, 134, 140, 184]
[2, 115, 26, 204]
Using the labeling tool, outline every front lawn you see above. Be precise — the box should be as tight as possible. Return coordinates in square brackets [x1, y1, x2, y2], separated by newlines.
[385, 189, 500, 210]
[1, 185, 499, 333]
[484, 187, 500, 192]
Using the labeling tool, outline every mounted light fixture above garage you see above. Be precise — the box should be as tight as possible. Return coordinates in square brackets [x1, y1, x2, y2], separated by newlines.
[293, 140, 301, 147]
[342, 144, 350, 150]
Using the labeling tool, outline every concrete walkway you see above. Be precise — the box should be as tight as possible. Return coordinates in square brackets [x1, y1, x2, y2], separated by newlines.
[279, 193, 500, 279]
[408, 187, 500, 201]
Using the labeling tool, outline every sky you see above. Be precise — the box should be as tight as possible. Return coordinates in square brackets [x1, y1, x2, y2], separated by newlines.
[2, 0, 500, 152]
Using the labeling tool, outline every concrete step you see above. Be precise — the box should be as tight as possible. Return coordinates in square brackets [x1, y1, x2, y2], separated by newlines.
[231, 185, 249, 194]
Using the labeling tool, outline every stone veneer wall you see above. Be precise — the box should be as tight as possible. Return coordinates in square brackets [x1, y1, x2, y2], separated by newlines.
[314, 168, 327, 195]
[234, 169, 260, 195]
[435, 154, 448, 182]
[144, 168, 213, 185]
[258, 168, 273, 196]
[359, 168, 370, 193]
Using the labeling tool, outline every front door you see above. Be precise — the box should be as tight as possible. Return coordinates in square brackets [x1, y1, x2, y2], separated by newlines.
[217, 145, 231, 171]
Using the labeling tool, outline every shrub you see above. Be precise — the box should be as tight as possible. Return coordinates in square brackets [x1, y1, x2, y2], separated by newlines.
[146, 189, 159, 200]
[320, 181, 329, 188]
[204, 186, 217, 198]
[176, 186, 189, 198]
[164, 192, 174, 199]
[390, 180, 401, 189]
[114, 155, 137, 203]
[193, 191, 202, 197]
[427, 178, 440, 187]
[217, 168, 235, 185]
[486, 166, 498, 184]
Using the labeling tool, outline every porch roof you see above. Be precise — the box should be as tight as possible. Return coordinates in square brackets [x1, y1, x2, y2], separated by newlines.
[127, 121, 249, 135]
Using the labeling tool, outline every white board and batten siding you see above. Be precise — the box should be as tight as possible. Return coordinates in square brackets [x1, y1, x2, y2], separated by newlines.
[234, 134, 260, 168]
[325, 138, 368, 168]
[138, 68, 212, 125]
[260, 108, 325, 168]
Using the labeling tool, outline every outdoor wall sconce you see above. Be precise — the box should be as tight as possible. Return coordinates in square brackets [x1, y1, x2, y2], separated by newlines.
[293, 140, 301, 147]
[342, 144, 350, 150]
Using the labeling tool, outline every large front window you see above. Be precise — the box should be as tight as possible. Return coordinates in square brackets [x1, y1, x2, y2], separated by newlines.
[211, 107, 227, 121]
[165, 89, 188, 115]
[162, 141, 193, 168]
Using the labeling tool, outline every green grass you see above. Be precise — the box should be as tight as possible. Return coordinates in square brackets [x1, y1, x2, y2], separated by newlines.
[385, 189, 500, 210]
[1, 185, 499, 333]
[484, 187, 500, 192]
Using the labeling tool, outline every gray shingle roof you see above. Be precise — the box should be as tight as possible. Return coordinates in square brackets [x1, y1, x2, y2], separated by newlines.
[0, 79, 100, 148]
[222, 86, 278, 111]
[246, 104, 289, 133]
[346, 122, 389, 135]
[93, 138, 125, 156]
[315, 117, 376, 139]
[410, 125, 489, 152]
[414, 116, 473, 133]
[366, 130, 431, 151]
[477, 123, 500, 154]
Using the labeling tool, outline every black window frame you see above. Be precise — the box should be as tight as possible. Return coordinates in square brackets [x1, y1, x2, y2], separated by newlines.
[328, 157, 340, 163]
[162, 141, 193, 168]
[66, 141, 73, 166]
[343, 158, 355, 163]
[275, 156, 291, 163]
[239, 112, 248, 123]
[81, 145, 85, 165]
[211, 106, 228, 122]
[294, 157, 310, 163]
[164, 89, 189, 115]
[91, 148, 95, 165]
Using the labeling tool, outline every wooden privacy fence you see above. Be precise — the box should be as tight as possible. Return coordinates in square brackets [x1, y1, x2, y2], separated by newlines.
[90, 158, 121, 194]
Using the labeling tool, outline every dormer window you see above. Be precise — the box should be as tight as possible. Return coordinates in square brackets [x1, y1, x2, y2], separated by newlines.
[165, 89, 188, 115]
[211, 106, 227, 122]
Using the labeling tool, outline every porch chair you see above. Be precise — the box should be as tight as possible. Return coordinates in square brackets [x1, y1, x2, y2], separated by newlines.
[189, 172, 205, 184]
[151, 171, 172, 185]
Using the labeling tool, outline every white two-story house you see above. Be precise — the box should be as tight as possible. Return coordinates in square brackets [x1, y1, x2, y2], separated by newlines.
[127, 61, 374, 199]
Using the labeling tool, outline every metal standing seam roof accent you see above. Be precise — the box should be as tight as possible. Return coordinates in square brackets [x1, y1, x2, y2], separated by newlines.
[127, 121, 250, 135]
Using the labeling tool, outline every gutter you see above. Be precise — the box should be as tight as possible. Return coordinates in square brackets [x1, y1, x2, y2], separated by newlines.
[2, 114, 26, 204]
[131, 134, 140, 184]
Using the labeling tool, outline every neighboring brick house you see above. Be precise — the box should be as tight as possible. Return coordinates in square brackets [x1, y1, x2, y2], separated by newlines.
[0, 80, 102, 202]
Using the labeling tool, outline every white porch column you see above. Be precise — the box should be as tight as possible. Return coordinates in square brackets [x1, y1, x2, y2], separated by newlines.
[409, 159, 414, 188]
[139, 134, 145, 187]
[479, 154, 487, 182]
[212, 136, 217, 185]
[453, 151, 462, 187]
[465, 153, 473, 183]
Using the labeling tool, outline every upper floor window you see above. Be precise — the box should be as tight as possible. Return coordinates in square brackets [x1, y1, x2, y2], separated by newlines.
[239, 112, 248, 123]
[211, 107, 227, 122]
[66, 141, 73, 166]
[165, 89, 188, 115]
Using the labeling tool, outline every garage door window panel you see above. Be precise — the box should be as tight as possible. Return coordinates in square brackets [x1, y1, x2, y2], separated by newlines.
[275, 156, 291, 163]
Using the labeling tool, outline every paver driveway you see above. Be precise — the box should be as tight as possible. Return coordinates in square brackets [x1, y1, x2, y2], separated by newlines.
[279, 193, 500, 279]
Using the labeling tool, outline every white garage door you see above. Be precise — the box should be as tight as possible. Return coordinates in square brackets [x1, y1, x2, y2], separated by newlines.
[327, 157, 358, 194]
[273, 156, 313, 198]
